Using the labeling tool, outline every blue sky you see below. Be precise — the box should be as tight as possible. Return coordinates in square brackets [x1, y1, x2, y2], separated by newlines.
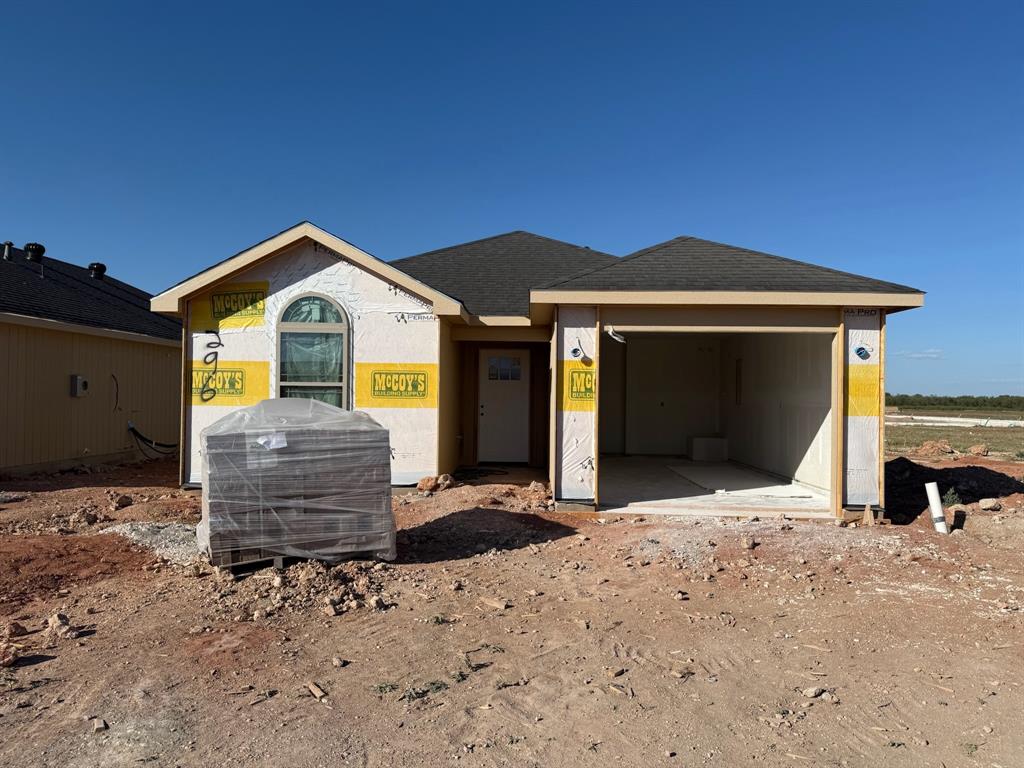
[2, 1, 1021, 395]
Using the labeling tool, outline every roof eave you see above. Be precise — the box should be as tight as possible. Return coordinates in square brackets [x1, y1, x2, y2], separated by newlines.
[0, 311, 181, 347]
[150, 222, 467, 318]
[529, 289, 925, 310]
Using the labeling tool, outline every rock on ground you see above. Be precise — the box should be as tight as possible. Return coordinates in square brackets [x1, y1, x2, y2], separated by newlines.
[106, 522, 199, 565]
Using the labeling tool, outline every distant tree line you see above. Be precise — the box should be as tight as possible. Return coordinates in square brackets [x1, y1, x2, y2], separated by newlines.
[886, 393, 1024, 410]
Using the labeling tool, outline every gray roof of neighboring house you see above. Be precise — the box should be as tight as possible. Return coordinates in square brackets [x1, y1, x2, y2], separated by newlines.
[0, 245, 182, 340]
[540, 235, 922, 295]
[391, 231, 619, 316]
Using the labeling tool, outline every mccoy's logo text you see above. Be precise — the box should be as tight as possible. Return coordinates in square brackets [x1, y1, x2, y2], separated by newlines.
[192, 369, 246, 396]
[569, 370, 595, 400]
[371, 370, 428, 398]
[211, 289, 266, 319]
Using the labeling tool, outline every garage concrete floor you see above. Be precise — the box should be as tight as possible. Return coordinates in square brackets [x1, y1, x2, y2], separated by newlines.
[599, 455, 832, 518]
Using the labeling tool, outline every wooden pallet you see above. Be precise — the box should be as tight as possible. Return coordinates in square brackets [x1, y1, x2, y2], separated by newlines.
[213, 552, 300, 575]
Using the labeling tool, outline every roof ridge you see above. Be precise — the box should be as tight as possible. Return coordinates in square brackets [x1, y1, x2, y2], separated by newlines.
[391, 231, 528, 264]
[539, 233, 922, 294]
[393, 230, 616, 265]
[538, 235, 692, 289]
[680, 235, 921, 293]
[513, 231, 616, 259]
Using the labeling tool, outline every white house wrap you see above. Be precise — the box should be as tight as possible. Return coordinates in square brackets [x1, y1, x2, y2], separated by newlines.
[843, 307, 882, 506]
[555, 306, 598, 501]
[185, 240, 439, 486]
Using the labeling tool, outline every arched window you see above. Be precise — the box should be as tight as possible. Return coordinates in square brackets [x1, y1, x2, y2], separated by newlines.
[278, 295, 348, 408]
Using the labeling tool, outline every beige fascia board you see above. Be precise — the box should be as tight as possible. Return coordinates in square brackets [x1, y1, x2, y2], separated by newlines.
[608, 324, 836, 334]
[470, 315, 533, 326]
[0, 312, 181, 348]
[450, 325, 551, 343]
[530, 289, 925, 309]
[529, 303, 555, 326]
[150, 222, 466, 318]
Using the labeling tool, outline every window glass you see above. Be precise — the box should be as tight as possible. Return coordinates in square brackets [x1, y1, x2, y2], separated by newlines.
[278, 295, 347, 407]
[280, 386, 343, 408]
[281, 296, 344, 324]
[487, 355, 522, 382]
[281, 332, 343, 383]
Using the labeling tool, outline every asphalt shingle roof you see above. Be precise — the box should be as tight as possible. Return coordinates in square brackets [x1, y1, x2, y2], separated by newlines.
[391, 231, 619, 316]
[0, 246, 182, 340]
[540, 236, 922, 294]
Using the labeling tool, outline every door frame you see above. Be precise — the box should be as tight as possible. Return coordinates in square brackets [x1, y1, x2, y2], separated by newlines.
[477, 348, 531, 463]
[457, 341, 550, 468]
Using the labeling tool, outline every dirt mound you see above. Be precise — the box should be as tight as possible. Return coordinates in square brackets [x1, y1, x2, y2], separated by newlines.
[0, 534, 154, 615]
[202, 558, 396, 622]
[914, 439, 955, 457]
[885, 457, 1024, 524]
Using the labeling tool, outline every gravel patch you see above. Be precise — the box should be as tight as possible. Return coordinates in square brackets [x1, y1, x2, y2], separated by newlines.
[106, 522, 199, 565]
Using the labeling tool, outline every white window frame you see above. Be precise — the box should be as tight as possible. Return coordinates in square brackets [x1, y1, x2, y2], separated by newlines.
[276, 293, 350, 408]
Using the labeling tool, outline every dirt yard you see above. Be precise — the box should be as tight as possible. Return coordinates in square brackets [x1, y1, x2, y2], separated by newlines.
[1, 452, 1023, 768]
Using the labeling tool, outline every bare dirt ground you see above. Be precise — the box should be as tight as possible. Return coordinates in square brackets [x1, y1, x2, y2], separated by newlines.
[1, 453, 1023, 768]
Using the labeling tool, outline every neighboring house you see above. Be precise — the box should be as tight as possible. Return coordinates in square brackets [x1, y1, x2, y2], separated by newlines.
[152, 222, 923, 520]
[1, 242, 182, 474]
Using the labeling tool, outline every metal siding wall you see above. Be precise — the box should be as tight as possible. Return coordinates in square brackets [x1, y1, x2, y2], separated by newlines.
[0, 322, 181, 472]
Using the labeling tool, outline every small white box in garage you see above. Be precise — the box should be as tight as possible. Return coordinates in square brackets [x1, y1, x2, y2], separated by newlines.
[689, 436, 728, 462]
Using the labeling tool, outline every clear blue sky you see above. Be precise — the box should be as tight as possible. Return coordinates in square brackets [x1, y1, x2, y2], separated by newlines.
[2, 1, 1021, 395]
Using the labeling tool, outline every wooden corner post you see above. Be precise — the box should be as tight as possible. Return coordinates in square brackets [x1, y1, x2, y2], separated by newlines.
[831, 309, 846, 519]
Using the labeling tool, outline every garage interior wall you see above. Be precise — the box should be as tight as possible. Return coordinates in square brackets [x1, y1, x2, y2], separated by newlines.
[598, 331, 832, 490]
[0, 322, 181, 473]
[719, 333, 832, 490]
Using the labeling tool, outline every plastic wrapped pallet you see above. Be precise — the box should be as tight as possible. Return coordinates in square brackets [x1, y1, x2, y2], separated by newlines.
[198, 398, 396, 567]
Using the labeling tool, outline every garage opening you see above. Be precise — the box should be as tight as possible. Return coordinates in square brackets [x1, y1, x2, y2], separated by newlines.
[598, 331, 834, 517]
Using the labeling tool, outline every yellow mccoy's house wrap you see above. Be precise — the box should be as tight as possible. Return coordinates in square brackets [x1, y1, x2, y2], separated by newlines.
[354, 362, 439, 409]
[190, 360, 270, 407]
[190, 282, 269, 330]
[843, 307, 882, 506]
[558, 358, 596, 412]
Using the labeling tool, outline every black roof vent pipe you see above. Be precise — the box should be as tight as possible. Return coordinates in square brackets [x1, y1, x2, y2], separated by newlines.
[2, 241, 12, 261]
[88, 262, 107, 279]
[24, 242, 45, 262]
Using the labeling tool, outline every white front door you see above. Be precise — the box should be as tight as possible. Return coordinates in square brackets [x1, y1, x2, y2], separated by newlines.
[478, 349, 530, 462]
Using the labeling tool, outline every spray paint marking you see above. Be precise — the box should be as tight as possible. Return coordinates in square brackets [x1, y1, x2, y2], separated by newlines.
[196, 331, 224, 402]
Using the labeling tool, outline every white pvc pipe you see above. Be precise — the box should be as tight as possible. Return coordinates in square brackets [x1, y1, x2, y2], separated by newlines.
[925, 482, 949, 534]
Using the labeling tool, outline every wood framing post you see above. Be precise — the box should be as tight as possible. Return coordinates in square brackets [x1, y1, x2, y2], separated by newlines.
[878, 309, 887, 508]
[831, 309, 846, 518]
[593, 307, 601, 508]
[178, 305, 190, 488]
[549, 307, 558, 493]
